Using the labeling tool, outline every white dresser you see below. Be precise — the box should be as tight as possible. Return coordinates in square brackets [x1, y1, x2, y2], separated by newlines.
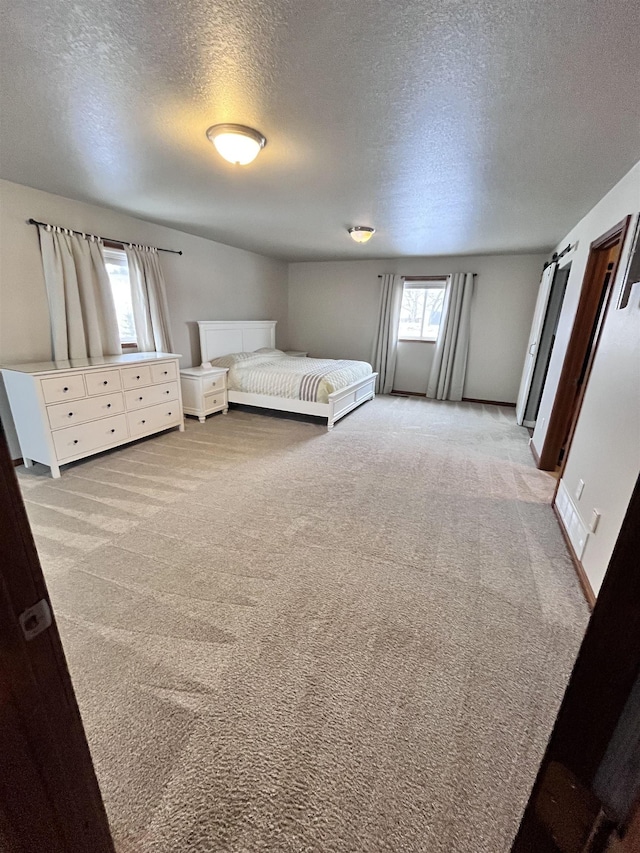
[2, 352, 184, 478]
[180, 365, 229, 422]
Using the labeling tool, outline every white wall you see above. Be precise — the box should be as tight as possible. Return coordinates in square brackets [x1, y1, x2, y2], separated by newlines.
[537, 161, 640, 595]
[394, 341, 436, 395]
[0, 179, 288, 456]
[288, 254, 546, 402]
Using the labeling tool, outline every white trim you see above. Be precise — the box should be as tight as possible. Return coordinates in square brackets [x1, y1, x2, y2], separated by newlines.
[403, 284, 447, 290]
[557, 242, 578, 269]
[515, 263, 557, 425]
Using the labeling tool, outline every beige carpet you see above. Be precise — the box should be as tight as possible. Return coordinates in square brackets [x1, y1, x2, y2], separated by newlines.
[17, 397, 589, 853]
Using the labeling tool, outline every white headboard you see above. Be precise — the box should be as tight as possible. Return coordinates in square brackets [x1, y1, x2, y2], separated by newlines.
[198, 320, 277, 364]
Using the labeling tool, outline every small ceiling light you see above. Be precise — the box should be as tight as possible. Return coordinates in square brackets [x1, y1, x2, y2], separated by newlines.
[206, 124, 266, 165]
[348, 226, 375, 243]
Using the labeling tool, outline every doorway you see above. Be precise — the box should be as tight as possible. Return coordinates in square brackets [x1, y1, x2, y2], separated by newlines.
[537, 217, 631, 471]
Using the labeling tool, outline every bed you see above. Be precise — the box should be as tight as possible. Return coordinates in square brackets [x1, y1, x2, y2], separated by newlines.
[198, 321, 377, 430]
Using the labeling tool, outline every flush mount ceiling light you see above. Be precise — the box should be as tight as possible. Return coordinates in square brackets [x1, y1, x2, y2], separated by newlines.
[348, 226, 375, 244]
[206, 124, 266, 165]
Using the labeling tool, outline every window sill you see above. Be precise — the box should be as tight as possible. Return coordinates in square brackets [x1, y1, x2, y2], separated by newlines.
[398, 338, 437, 344]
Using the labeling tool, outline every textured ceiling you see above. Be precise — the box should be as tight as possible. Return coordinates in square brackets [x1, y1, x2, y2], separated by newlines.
[0, 0, 638, 261]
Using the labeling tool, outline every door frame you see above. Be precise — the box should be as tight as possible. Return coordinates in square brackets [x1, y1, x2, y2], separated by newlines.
[537, 216, 631, 471]
[0, 424, 115, 852]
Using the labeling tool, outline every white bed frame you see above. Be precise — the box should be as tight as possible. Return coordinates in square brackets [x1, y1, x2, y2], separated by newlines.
[197, 320, 377, 430]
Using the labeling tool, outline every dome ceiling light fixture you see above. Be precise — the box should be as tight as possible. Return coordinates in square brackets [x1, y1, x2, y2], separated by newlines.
[348, 226, 375, 244]
[206, 124, 267, 165]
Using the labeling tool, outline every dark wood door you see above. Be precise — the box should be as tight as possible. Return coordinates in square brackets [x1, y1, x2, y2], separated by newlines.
[0, 424, 115, 852]
[512, 476, 640, 852]
[537, 217, 630, 471]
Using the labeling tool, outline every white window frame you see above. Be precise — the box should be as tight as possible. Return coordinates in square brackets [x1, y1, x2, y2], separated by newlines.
[103, 245, 137, 349]
[398, 278, 447, 342]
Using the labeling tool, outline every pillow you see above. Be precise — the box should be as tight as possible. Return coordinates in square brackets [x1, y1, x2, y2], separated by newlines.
[209, 349, 284, 368]
[254, 348, 286, 356]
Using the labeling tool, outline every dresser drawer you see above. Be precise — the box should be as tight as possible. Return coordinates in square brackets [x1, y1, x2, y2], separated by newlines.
[85, 369, 122, 396]
[150, 361, 177, 384]
[47, 392, 124, 430]
[125, 381, 179, 411]
[127, 402, 182, 438]
[52, 414, 128, 461]
[121, 365, 152, 389]
[41, 374, 86, 404]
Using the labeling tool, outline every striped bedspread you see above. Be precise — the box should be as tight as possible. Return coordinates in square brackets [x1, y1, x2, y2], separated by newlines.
[209, 350, 373, 404]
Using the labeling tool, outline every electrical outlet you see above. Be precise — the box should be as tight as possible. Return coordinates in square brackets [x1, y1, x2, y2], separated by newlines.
[575, 479, 585, 500]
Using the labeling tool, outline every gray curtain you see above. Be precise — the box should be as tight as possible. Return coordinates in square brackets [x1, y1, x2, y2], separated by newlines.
[125, 245, 174, 352]
[371, 273, 403, 394]
[37, 225, 122, 361]
[426, 272, 474, 401]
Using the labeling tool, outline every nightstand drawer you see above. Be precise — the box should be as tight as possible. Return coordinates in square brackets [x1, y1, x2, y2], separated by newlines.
[53, 414, 128, 461]
[204, 391, 228, 413]
[127, 402, 182, 438]
[85, 369, 122, 395]
[203, 374, 226, 393]
[41, 374, 86, 404]
[125, 381, 179, 410]
[47, 392, 124, 430]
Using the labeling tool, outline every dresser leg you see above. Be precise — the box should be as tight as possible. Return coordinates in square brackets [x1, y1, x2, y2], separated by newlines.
[222, 408, 229, 415]
[23, 457, 33, 468]
[50, 464, 61, 479]
[198, 416, 206, 423]
[178, 421, 185, 432]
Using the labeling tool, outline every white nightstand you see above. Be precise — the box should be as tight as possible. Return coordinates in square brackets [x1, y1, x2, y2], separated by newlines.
[285, 351, 309, 357]
[180, 365, 229, 423]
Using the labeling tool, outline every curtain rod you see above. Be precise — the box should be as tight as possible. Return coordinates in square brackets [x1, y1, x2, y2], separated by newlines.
[377, 273, 478, 278]
[27, 219, 182, 255]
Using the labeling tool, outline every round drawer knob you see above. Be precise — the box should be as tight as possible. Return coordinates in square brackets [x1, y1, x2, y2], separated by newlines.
[107, 403, 112, 408]
[163, 370, 168, 375]
[136, 375, 141, 379]
[103, 380, 108, 385]
[165, 390, 170, 394]
[68, 412, 73, 417]
[73, 439, 79, 444]
[63, 386, 69, 392]
[138, 396, 143, 401]
[141, 419, 146, 424]
[168, 411, 172, 416]
[110, 428, 115, 433]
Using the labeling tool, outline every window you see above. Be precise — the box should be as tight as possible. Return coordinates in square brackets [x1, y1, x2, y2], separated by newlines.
[398, 279, 446, 341]
[103, 247, 137, 346]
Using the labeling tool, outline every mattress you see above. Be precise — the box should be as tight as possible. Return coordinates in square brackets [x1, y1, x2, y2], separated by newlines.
[209, 349, 373, 404]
